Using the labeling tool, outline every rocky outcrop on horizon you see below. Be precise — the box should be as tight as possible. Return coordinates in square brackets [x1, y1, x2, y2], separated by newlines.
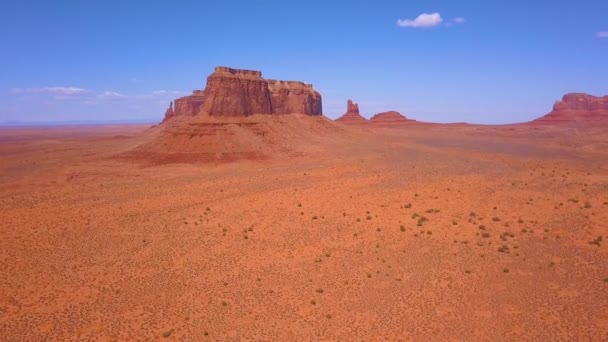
[369, 111, 415, 125]
[533, 93, 608, 125]
[335, 99, 367, 123]
[163, 67, 322, 122]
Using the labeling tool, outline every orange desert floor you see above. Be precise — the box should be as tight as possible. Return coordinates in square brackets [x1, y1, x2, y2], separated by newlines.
[1, 123, 607, 341]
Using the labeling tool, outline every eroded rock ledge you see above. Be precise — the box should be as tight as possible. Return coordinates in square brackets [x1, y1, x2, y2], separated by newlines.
[533, 93, 608, 124]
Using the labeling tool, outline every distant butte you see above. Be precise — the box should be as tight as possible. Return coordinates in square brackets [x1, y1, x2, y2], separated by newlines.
[369, 111, 416, 126]
[532, 93, 608, 125]
[335, 99, 368, 124]
[163, 66, 322, 121]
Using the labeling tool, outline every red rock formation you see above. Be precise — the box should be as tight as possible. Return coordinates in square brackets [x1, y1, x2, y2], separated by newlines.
[533, 93, 608, 125]
[335, 99, 367, 124]
[201, 67, 273, 116]
[172, 91, 206, 117]
[162, 67, 322, 121]
[369, 111, 415, 125]
[347, 99, 359, 114]
[162, 101, 175, 122]
[268, 80, 322, 115]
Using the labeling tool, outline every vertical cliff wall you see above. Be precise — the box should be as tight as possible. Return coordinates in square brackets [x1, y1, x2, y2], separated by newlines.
[162, 66, 322, 121]
[268, 80, 322, 115]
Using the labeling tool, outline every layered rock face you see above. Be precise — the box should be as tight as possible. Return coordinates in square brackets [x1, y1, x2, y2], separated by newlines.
[163, 67, 322, 122]
[201, 67, 273, 116]
[370, 111, 415, 125]
[268, 80, 322, 115]
[335, 99, 367, 123]
[534, 93, 608, 125]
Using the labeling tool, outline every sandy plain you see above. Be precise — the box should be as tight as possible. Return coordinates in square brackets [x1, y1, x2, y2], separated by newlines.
[1, 121, 607, 341]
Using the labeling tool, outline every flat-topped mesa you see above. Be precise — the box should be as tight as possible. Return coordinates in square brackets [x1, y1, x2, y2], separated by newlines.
[533, 93, 608, 125]
[162, 66, 322, 121]
[335, 99, 367, 124]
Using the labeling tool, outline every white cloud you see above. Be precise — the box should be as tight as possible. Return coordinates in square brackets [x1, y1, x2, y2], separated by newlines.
[597, 31, 608, 38]
[397, 12, 443, 28]
[10, 87, 184, 102]
[453, 17, 466, 24]
[150, 90, 183, 97]
[44, 87, 86, 95]
[98, 91, 128, 99]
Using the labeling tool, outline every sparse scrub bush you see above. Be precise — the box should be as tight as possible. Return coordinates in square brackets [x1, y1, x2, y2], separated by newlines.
[498, 245, 510, 253]
[417, 216, 428, 226]
[589, 236, 603, 246]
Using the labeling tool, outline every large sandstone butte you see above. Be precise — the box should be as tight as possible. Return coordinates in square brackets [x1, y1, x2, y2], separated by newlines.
[133, 66, 343, 163]
[163, 67, 322, 121]
[335, 99, 368, 124]
[533, 93, 608, 125]
[369, 111, 416, 126]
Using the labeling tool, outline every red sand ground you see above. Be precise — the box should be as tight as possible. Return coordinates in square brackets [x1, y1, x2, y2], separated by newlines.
[1, 121, 607, 340]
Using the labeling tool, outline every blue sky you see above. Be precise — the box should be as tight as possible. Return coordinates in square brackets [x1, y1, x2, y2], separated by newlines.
[1, 0, 607, 124]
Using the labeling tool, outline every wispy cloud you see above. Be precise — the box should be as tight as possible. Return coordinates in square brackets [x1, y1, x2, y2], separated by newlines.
[4, 86, 185, 123]
[98, 91, 128, 99]
[10, 87, 183, 101]
[597, 31, 608, 38]
[397, 12, 443, 28]
[43, 87, 87, 95]
[150, 90, 182, 96]
[452, 17, 466, 24]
